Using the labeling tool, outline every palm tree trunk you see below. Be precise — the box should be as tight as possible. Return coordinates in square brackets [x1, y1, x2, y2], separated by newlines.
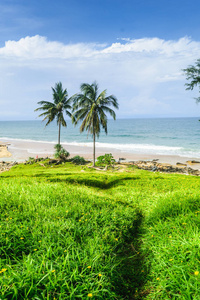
[58, 122, 61, 145]
[93, 133, 95, 167]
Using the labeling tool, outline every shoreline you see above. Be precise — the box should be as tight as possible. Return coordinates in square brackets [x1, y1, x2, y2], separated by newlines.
[1, 138, 200, 169]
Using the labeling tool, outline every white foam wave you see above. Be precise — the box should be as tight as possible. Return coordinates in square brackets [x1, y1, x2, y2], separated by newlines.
[1, 137, 57, 144]
[2, 137, 200, 158]
[61, 141, 183, 153]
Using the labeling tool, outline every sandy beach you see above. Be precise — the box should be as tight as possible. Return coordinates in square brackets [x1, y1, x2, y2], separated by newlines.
[0, 142, 12, 158]
[0, 138, 200, 169]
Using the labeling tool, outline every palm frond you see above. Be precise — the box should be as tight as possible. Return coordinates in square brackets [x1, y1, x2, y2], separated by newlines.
[97, 90, 107, 104]
[100, 106, 116, 120]
[72, 82, 118, 137]
[104, 95, 119, 109]
[35, 82, 72, 143]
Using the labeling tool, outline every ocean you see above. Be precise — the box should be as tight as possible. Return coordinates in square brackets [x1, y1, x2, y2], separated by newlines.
[1, 117, 200, 158]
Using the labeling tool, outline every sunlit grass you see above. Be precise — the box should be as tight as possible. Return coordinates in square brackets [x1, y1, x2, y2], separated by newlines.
[0, 162, 200, 299]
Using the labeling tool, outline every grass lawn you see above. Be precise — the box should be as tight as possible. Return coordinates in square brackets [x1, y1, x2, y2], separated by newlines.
[0, 161, 200, 299]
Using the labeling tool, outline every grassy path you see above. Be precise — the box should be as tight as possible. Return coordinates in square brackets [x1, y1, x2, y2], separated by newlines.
[0, 162, 200, 299]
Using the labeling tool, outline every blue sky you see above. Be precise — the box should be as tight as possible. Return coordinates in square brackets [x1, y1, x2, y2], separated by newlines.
[1, 0, 200, 120]
[1, 0, 200, 43]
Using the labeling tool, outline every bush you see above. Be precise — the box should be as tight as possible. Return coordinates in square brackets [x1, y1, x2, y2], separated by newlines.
[96, 153, 115, 167]
[54, 144, 70, 161]
[71, 155, 86, 165]
[28, 157, 34, 161]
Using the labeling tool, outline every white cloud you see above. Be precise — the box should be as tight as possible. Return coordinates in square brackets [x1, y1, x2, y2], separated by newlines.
[1, 35, 200, 120]
[102, 37, 200, 57]
[1, 35, 199, 60]
[0, 35, 101, 59]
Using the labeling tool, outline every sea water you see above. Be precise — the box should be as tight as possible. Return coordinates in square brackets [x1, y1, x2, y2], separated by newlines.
[1, 117, 200, 158]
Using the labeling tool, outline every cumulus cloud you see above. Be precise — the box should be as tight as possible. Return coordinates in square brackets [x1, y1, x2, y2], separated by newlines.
[0, 35, 199, 60]
[102, 37, 200, 56]
[0, 35, 200, 119]
[0, 35, 101, 59]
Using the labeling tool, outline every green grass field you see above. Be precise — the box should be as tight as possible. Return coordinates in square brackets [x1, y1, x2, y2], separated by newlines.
[0, 161, 200, 299]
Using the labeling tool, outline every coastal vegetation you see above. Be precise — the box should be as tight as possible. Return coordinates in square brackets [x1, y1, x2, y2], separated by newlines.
[35, 81, 119, 167]
[0, 161, 200, 299]
[35, 82, 72, 145]
[183, 59, 200, 102]
[70, 155, 86, 165]
[72, 82, 119, 167]
[96, 153, 116, 168]
[54, 144, 70, 161]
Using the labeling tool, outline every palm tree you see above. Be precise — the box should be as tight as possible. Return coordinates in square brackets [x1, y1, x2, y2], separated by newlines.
[35, 82, 72, 145]
[72, 81, 119, 167]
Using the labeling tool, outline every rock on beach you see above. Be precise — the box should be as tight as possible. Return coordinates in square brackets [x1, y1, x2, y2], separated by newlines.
[0, 161, 18, 173]
[132, 160, 200, 176]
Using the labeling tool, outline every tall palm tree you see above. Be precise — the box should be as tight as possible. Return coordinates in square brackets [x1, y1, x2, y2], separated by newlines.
[35, 82, 72, 145]
[72, 81, 119, 167]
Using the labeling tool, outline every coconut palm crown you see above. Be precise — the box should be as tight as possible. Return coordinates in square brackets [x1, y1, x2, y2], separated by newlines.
[72, 81, 119, 166]
[35, 82, 72, 145]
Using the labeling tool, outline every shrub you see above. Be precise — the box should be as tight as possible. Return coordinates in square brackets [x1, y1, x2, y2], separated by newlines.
[24, 157, 35, 165]
[54, 144, 70, 161]
[96, 153, 115, 167]
[28, 157, 34, 161]
[71, 155, 86, 165]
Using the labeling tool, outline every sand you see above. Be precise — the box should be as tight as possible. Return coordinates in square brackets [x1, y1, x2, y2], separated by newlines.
[0, 142, 12, 158]
[0, 138, 200, 169]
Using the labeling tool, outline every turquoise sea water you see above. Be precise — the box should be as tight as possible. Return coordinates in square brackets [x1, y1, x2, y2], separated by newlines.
[1, 118, 200, 158]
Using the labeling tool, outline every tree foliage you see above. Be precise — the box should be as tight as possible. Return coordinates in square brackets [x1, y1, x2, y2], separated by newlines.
[183, 59, 200, 102]
[72, 81, 119, 166]
[35, 82, 72, 144]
